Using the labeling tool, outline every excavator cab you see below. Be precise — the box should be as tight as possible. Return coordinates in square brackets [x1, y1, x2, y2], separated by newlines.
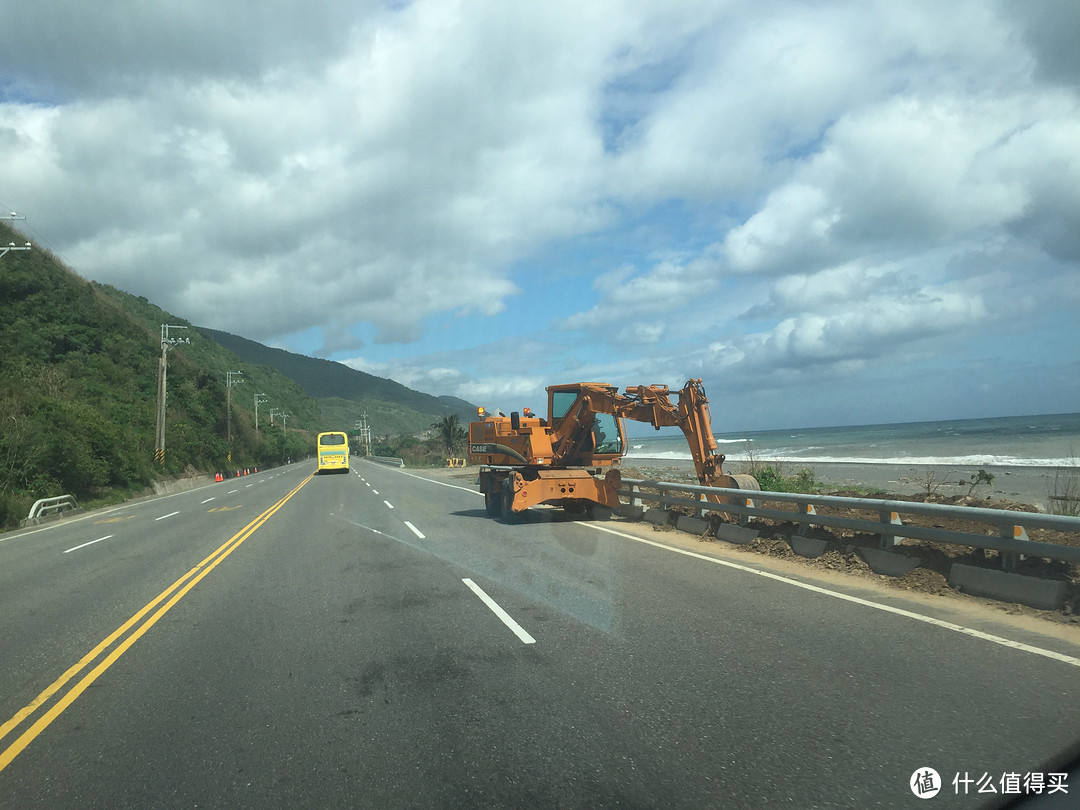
[546, 383, 625, 466]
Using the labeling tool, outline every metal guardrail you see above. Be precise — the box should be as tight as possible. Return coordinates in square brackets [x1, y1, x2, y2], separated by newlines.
[25, 495, 79, 521]
[368, 456, 405, 468]
[621, 478, 1080, 567]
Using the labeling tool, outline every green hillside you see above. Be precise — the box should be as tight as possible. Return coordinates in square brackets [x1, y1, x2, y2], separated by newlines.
[94, 286, 325, 432]
[0, 222, 318, 526]
[0, 221, 476, 529]
[196, 327, 477, 436]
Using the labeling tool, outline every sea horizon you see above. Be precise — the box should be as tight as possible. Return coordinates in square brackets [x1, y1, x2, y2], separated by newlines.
[624, 411, 1080, 468]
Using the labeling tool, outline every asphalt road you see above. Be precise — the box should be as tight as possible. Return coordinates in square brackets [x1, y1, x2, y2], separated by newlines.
[2, 459, 1079, 808]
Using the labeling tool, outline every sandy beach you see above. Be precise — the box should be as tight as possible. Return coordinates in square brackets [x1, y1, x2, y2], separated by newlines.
[623, 458, 1071, 512]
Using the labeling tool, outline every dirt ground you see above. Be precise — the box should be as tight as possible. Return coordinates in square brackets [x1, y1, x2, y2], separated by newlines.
[619, 466, 1080, 626]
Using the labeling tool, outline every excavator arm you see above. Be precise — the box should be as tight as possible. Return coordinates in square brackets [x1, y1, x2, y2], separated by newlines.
[583, 379, 755, 495]
[545, 378, 759, 496]
[616, 379, 759, 497]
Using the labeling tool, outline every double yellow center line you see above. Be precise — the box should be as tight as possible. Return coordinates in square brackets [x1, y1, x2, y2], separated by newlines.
[0, 473, 312, 772]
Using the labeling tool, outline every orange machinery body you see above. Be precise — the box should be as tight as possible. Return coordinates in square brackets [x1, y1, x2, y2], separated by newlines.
[468, 383, 626, 519]
[467, 380, 758, 520]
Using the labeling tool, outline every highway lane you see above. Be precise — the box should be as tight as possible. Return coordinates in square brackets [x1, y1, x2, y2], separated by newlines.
[0, 465, 310, 725]
[1, 458, 1079, 807]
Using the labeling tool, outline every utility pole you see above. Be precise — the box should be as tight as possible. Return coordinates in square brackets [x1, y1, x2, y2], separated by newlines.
[254, 393, 267, 437]
[269, 408, 281, 426]
[155, 325, 190, 465]
[225, 371, 244, 448]
[354, 413, 372, 457]
[0, 211, 31, 259]
[280, 413, 290, 462]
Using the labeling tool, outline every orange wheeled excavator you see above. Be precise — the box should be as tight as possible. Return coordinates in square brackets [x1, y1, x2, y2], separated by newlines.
[467, 378, 759, 521]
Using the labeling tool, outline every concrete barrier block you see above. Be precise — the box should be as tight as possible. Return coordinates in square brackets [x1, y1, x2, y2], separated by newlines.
[617, 504, 645, 521]
[644, 508, 669, 526]
[948, 564, 1067, 611]
[859, 547, 922, 577]
[676, 515, 711, 535]
[715, 524, 759, 545]
[152, 475, 216, 495]
[789, 535, 827, 558]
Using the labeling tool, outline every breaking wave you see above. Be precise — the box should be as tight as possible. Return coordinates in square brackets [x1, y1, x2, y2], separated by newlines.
[622, 448, 1077, 467]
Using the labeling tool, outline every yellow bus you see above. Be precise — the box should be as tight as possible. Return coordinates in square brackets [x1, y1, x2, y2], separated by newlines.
[316, 431, 350, 473]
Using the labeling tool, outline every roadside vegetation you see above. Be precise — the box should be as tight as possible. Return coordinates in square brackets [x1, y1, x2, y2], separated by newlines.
[737, 441, 825, 495]
[371, 415, 468, 468]
[1049, 459, 1080, 517]
[0, 225, 311, 529]
[745, 462, 820, 494]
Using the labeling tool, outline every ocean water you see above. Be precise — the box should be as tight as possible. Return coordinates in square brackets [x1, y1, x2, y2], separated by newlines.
[624, 412, 1080, 468]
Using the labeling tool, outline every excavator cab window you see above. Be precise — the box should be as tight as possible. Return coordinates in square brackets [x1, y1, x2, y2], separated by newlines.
[550, 390, 578, 420]
[592, 413, 622, 455]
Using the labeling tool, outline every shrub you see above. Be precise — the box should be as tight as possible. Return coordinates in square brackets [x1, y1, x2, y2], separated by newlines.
[753, 464, 818, 494]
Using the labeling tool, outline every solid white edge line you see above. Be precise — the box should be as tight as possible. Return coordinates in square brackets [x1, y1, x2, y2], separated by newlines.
[404, 520, 425, 539]
[462, 578, 536, 644]
[585, 523, 1080, 668]
[64, 535, 113, 554]
[390, 467, 480, 495]
[154, 511, 180, 521]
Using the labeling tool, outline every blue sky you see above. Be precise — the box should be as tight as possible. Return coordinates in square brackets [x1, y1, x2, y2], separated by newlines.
[2, 0, 1078, 431]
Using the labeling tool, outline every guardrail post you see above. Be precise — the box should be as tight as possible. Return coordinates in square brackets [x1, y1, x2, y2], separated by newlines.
[879, 510, 905, 549]
[740, 496, 755, 527]
[798, 502, 817, 534]
[629, 482, 642, 508]
[1000, 525, 1029, 570]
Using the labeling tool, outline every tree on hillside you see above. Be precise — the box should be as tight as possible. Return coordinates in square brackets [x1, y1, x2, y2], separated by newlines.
[431, 414, 467, 457]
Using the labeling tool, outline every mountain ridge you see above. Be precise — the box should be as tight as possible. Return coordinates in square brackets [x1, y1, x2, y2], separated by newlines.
[194, 327, 476, 428]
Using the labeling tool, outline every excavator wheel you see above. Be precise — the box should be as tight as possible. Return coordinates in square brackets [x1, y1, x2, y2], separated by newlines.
[501, 479, 524, 524]
[484, 490, 502, 517]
